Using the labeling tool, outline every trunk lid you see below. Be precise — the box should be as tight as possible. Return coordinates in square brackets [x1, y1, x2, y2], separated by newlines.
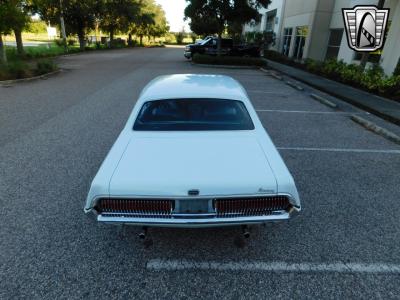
[109, 135, 277, 197]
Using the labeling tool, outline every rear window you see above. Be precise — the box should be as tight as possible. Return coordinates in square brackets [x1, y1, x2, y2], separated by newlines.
[133, 99, 255, 131]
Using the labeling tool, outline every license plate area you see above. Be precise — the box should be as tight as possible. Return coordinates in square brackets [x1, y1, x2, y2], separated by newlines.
[177, 199, 211, 214]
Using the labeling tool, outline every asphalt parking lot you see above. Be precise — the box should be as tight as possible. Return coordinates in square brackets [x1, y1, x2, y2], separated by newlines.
[1, 47, 399, 299]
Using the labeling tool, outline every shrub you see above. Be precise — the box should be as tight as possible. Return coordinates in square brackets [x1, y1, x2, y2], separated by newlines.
[304, 58, 322, 74]
[35, 59, 58, 76]
[264, 50, 289, 63]
[55, 39, 66, 47]
[174, 32, 185, 44]
[26, 20, 47, 34]
[263, 49, 400, 101]
[193, 54, 266, 67]
[67, 38, 76, 46]
[7, 60, 31, 79]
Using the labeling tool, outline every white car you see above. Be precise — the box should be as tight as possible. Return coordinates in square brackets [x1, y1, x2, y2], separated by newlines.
[85, 74, 301, 228]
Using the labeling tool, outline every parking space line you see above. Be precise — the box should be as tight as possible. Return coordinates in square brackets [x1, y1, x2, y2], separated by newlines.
[147, 259, 400, 274]
[277, 147, 400, 154]
[256, 109, 356, 115]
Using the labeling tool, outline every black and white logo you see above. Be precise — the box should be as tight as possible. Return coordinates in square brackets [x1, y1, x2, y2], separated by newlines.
[342, 6, 389, 52]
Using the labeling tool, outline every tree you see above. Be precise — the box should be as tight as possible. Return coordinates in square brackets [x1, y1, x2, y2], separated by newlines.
[32, 0, 100, 50]
[128, 0, 161, 46]
[130, 11, 154, 45]
[184, 0, 270, 55]
[0, 2, 13, 63]
[147, 3, 169, 42]
[0, 1, 30, 57]
[99, 0, 140, 46]
[11, 1, 31, 55]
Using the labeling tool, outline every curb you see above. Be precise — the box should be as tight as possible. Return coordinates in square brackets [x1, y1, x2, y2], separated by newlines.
[0, 69, 62, 86]
[310, 93, 338, 109]
[286, 80, 304, 91]
[270, 73, 283, 80]
[264, 58, 400, 126]
[190, 62, 258, 69]
[350, 115, 400, 145]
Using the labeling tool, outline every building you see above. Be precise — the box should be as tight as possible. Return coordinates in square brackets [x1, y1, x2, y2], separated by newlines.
[244, 0, 400, 75]
[242, 0, 286, 51]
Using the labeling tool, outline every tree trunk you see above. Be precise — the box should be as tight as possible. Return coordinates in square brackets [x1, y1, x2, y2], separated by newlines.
[217, 33, 222, 57]
[14, 28, 24, 56]
[128, 33, 132, 46]
[139, 35, 143, 46]
[0, 34, 7, 64]
[78, 32, 86, 50]
[109, 29, 114, 48]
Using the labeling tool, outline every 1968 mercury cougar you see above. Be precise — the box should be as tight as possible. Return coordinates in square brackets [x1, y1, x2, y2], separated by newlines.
[84, 74, 301, 228]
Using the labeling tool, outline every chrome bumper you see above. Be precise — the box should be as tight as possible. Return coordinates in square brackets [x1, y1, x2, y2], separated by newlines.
[96, 208, 299, 228]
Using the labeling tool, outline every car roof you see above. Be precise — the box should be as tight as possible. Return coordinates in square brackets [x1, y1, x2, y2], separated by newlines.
[138, 74, 249, 103]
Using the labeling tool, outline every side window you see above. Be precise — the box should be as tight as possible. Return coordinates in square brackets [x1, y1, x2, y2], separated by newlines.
[212, 39, 217, 47]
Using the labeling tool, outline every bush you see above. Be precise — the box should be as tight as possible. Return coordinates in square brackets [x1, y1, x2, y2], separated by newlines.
[35, 59, 58, 76]
[264, 49, 400, 101]
[26, 20, 47, 34]
[6, 60, 31, 79]
[67, 38, 76, 46]
[55, 39, 66, 47]
[193, 54, 266, 67]
[174, 32, 185, 44]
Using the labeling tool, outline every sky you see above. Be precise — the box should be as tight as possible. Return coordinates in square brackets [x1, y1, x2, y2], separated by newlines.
[155, 0, 190, 32]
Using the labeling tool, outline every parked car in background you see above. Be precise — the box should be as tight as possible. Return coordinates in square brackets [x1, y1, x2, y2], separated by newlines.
[85, 74, 301, 228]
[184, 37, 261, 59]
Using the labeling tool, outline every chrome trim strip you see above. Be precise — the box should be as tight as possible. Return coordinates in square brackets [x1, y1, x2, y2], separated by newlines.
[97, 207, 300, 228]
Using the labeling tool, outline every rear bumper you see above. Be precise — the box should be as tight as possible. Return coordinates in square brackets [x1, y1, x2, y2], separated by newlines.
[95, 207, 300, 228]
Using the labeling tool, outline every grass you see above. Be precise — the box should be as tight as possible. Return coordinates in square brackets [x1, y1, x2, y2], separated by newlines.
[192, 53, 266, 67]
[6, 44, 84, 60]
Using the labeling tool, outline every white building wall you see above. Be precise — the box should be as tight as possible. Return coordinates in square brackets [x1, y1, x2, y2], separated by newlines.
[242, 0, 285, 51]
[380, 0, 400, 75]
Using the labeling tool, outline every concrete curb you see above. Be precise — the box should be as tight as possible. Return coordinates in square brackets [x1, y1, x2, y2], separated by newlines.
[259, 67, 270, 74]
[286, 80, 304, 91]
[190, 62, 258, 69]
[350, 115, 400, 145]
[270, 73, 283, 80]
[264, 58, 400, 126]
[0, 69, 62, 86]
[310, 93, 338, 109]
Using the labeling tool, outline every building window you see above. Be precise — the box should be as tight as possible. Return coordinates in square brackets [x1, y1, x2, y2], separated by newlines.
[325, 29, 344, 60]
[265, 9, 277, 31]
[293, 26, 308, 60]
[282, 28, 292, 56]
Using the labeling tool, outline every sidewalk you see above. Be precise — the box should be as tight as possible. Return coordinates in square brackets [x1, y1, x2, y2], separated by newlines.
[265, 59, 400, 126]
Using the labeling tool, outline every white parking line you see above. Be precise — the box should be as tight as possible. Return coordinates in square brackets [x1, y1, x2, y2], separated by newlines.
[147, 259, 400, 274]
[277, 147, 400, 154]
